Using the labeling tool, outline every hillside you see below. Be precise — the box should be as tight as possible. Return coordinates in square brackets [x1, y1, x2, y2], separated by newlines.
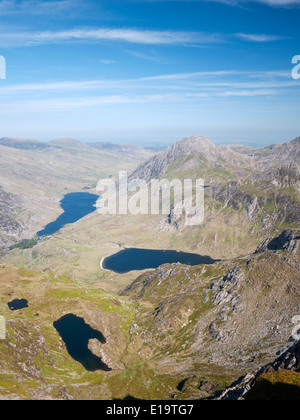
[120, 229, 300, 399]
[129, 135, 252, 181]
[0, 138, 155, 250]
[0, 137, 61, 152]
[0, 230, 299, 399]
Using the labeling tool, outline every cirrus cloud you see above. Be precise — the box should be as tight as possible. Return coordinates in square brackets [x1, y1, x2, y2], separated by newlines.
[0, 27, 224, 48]
[236, 33, 287, 42]
[0, 0, 84, 15]
[138, 0, 300, 7]
[0, 27, 286, 48]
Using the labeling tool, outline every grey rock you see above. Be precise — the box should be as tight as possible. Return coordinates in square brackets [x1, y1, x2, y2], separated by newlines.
[217, 340, 300, 400]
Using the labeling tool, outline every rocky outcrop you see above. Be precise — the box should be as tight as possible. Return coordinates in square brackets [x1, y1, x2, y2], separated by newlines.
[255, 229, 300, 254]
[129, 135, 250, 182]
[217, 340, 300, 400]
[210, 266, 244, 309]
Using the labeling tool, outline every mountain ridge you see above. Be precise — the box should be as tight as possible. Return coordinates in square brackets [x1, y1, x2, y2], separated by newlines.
[129, 135, 300, 182]
[129, 135, 252, 181]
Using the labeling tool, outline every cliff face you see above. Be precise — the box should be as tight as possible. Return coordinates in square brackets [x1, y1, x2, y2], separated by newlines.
[217, 340, 300, 400]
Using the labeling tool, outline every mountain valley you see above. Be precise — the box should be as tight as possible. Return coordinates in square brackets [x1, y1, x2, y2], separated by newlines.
[0, 135, 299, 400]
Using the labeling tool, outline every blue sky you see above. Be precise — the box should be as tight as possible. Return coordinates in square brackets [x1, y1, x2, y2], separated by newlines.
[0, 0, 299, 146]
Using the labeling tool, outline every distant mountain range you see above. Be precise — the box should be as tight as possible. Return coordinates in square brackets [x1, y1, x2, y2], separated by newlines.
[0, 137, 160, 156]
[0, 137, 62, 151]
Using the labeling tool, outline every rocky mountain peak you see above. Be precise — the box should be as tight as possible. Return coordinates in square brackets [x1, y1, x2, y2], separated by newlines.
[172, 135, 216, 157]
[129, 135, 230, 181]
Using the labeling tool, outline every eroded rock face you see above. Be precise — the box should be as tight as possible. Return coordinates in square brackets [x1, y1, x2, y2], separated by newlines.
[217, 340, 300, 400]
[210, 266, 244, 308]
[255, 230, 300, 254]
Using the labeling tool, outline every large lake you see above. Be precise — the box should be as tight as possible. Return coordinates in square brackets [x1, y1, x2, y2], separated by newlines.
[37, 192, 99, 236]
[102, 248, 219, 274]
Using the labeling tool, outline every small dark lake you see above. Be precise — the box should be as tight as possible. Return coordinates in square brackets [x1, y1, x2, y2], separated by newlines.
[37, 192, 99, 237]
[7, 298, 28, 311]
[102, 248, 219, 274]
[53, 314, 111, 372]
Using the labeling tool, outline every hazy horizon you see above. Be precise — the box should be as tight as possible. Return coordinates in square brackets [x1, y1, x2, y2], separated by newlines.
[1, 133, 298, 149]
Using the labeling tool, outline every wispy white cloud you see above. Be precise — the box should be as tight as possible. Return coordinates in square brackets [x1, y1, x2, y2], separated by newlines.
[0, 25, 286, 48]
[138, 0, 300, 7]
[248, 0, 300, 6]
[0, 28, 224, 48]
[0, 68, 295, 115]
[125, 49, 162, 62]
[236, 33, 287, 42]
[0, 93, 186, 113]
[0, 0, 82, 15]
[0, 90, 279, 114]
[99, 59, 117, 65]
[0, 69, 294, 94]
[218, 89, 277, 96]
[210, 0, 300, 7]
